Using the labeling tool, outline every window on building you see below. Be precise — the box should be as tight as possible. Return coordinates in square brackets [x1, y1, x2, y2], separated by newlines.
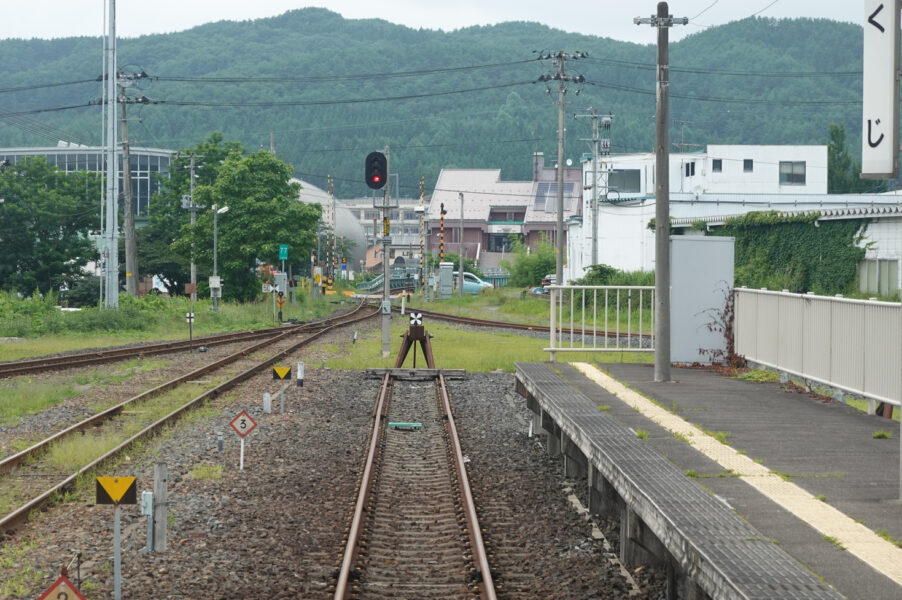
[858, 259, 899, 296]
[712, 159, 722, 173]
[743, 159, 753, 172]
[685, 162, 696, 177]
[608, 169, 641, 193]
[779, 161, 806, 185]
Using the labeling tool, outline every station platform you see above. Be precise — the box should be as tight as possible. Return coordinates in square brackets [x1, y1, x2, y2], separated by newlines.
[515, 362, 902, 600]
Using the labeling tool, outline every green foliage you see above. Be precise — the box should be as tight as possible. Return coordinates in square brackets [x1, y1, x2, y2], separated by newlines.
[571, 264, 654, 287]
[712, 211, 866, 294]
[172, 149, 321, 302]
[827, 123, 886, 194]
[0, 157, 99, 295]
[0, 12, 870, 201]
[501, 236, 556, 286]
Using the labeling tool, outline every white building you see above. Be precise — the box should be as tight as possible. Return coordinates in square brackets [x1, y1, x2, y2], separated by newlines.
[567, 144, 900, 284]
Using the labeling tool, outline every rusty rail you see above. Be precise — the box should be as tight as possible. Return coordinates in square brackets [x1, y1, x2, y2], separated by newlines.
[0, 304, 377, 532]
[333, 364, 496, 599]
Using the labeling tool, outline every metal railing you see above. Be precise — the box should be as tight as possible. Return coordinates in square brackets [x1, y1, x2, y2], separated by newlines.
[735, 288, 901, 408]
[546, 285, 655, 361]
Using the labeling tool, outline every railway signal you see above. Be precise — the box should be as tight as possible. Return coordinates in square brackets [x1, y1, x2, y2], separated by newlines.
[409, 312, 423, 326]
[365, 151, 387, 189]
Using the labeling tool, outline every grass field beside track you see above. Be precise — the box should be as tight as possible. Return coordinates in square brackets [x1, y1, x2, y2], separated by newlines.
[323, 319, 654, 373]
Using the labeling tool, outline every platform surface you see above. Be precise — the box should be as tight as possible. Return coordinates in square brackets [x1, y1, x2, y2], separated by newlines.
[516, 362, 902, 600]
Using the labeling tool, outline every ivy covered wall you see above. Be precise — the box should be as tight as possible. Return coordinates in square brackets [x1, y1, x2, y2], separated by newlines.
[710, 212, 867, 295]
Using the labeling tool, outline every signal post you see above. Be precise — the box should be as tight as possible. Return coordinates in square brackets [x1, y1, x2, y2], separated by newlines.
[366, 149, 395, 357]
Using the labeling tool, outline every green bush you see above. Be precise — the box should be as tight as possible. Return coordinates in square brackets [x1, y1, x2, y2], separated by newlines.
[501, 236, 556, 287]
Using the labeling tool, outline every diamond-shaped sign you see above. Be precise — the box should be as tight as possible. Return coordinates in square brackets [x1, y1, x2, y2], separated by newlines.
[96, 476, 137, 505]
[230, 410, 257, 438]
[38, 575, 87, 600]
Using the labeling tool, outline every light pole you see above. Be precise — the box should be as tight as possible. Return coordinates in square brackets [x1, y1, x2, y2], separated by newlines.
[212, 204, 229, 312]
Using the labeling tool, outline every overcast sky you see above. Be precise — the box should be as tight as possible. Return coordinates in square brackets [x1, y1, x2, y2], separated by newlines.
[0, 1, 863, 45]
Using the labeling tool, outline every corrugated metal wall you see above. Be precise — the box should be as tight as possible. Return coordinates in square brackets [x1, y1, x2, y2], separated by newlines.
[735, 288, 900, 406]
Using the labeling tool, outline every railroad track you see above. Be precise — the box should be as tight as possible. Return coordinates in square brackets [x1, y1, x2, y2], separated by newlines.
[332, 370, 495, 600]
[0, 303, 377, 533]
[0, 309, 358, 378]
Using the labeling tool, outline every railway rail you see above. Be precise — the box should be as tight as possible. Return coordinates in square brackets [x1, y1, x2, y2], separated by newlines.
[0, 302, 377, 533]
[332, 366, 495, 599]
[0, 310, 358, 378]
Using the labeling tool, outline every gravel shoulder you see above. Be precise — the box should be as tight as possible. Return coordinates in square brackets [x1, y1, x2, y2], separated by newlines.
[1, 325, 666, 599]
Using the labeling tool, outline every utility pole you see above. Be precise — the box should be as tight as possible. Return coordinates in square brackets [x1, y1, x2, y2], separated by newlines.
[635, 2, 688, 383]
[458, 192, 464, 297]
[103, 0, 119, 309]
[419, 176, 425, 300]
[120, 79, 137, 296]
[576, 110, 613, 267]
[189, 154, 197, 301]
[536, 51, 586, 285]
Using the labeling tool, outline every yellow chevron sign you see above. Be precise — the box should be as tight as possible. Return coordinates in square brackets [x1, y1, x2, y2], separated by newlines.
[273, 366, 292, 380]
[96, 476, 137, 505]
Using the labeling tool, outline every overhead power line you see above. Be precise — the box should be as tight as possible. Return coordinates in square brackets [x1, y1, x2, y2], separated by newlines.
[585, 56, 860, 78]
[152, 59, 535, 84]
[0, 78, 97, 95]
[149, 81, 533, 108]
[583, 80, 860, 106]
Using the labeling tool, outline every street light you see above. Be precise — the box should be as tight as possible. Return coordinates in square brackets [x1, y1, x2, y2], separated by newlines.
[212, 204, 229, 311]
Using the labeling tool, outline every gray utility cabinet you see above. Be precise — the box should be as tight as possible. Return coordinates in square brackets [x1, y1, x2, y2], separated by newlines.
[438, 262, 454, 299]
[670, 236, 735, 364]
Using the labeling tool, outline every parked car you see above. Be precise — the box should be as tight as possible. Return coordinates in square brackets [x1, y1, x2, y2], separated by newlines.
[541, 273, 557, 287]
[453, 271, 494, 295]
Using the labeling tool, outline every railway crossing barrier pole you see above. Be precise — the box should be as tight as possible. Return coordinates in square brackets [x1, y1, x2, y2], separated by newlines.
[153, 462, 168, 553]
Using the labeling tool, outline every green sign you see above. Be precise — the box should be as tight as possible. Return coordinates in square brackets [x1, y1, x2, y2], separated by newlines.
[278, 244, 288, 261]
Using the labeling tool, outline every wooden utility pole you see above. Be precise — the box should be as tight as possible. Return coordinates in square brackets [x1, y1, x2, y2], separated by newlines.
[635, 2, 687, 383]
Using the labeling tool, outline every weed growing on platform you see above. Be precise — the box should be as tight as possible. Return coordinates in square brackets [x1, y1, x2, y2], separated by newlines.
[822, 535, 845, 550]
[876, 529, 902, 548]
[873, 430, 893, 439]
[635, 429, 648, 440]
[736, 369, 780, 383]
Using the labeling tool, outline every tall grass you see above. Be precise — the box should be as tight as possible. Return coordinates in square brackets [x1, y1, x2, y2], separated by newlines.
[0, 290, 345, 361]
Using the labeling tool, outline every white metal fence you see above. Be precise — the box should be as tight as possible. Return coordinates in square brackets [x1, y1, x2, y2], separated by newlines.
[735, 288, 901, 408]
[546, 286, 655, 361]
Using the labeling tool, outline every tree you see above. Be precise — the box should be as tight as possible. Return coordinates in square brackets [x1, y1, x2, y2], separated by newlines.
[827, 123, 887, 194]
[173, 150, 321, 301]
[0, 157, 99, 294]
[501, 236, 556, 287]
[140, 133, 247, 296]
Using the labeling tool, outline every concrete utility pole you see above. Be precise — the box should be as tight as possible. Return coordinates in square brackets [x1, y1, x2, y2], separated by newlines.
[537, 51, 586, 285]
[636, 2, 687, 383]
[458, 192, 464, 297]
[189, 154, 197, 301]
[103, 0, 119, 309]
[576, 110, 612, 267]
[120, 81, 137, 296]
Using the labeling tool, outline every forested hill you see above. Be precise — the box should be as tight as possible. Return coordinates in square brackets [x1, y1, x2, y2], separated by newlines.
[0, 9, 864, 197]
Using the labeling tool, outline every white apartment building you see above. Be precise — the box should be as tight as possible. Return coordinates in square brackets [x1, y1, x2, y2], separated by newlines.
[568, 144, 900, 285]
